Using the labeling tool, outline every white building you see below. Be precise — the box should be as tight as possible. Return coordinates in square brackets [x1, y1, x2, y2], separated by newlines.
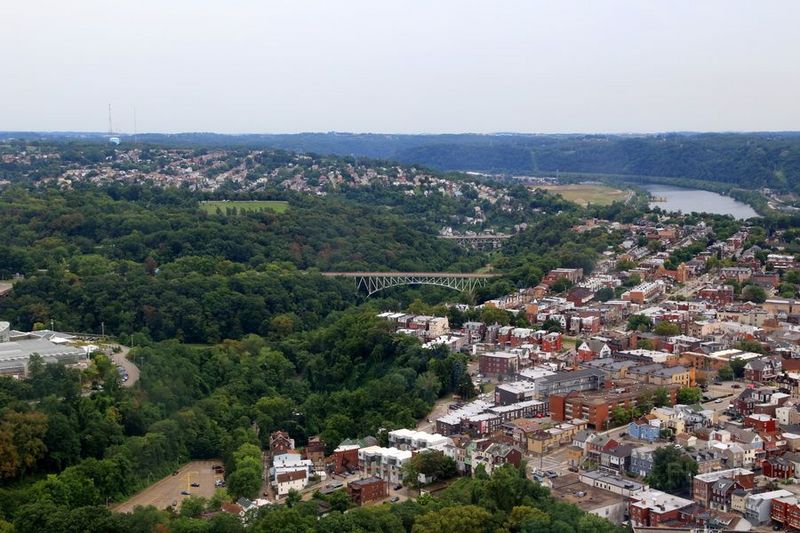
[388, 429, 452, 451]
[274, 470, 308, 497]
[744, 489, 794, 524]
[358, 446, 413, 484]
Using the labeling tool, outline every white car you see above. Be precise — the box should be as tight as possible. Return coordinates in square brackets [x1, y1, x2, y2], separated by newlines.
[714, 399, 722, 403]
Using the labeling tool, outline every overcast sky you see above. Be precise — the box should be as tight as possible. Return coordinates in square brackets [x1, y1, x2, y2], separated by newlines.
[2, 0, 799, 134]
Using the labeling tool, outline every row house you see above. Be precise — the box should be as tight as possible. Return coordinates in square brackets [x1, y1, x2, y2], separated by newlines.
[471, 441, 523, 477]
[664, 335, 703, 354]
[628, 416, 662, 442]
[697, 285, 735, 305]
[768, 254, 800, 271]
[741, 489, 793, 525]
[488, 399, 547, 422]
[629, 445, 656, 477]
[689, 450, 722, 474]
[743, 413, 777, 433]
[461, 413, 502, 437]
[599, 443, 634, 474]
[585, 435, 619, 464]
[527, 419, 588, 454]
[693, 468, 755, 509]
[720, 267, 752, 283]
[733, 387, 782, 416]
[387, 429, 452, 451]
[357, 446, 412, 484]
[576, 338, 612, 362]
[752, 271, 781, 288]
[744, 357, 781, 382]
[649, 365, 695, 387]
[762, 456, 795, 479]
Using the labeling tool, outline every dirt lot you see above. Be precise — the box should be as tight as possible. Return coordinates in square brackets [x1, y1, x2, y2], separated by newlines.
[114, 460, 223, 513]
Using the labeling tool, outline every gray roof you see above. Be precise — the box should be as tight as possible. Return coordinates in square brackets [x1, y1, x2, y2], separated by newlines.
[538, 368, 604, 383]
[0, 337, 85, 372]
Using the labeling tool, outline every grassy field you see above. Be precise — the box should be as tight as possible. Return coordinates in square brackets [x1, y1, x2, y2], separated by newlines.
[200, 200, 289, 215]
[537, 183, 630, 206]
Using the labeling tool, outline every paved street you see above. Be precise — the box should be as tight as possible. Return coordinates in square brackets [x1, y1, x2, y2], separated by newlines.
[114, 460, 221, 512]
[111, 345, 140, 388]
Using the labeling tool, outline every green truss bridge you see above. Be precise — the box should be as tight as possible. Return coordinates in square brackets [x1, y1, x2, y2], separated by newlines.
[321, 271, 501, 296]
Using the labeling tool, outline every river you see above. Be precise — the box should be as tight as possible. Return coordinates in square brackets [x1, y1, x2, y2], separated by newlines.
[644, 184, 759, 219]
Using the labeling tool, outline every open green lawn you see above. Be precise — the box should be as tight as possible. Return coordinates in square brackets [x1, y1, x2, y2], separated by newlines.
[199, 200, 289, 215]
[538, 183, 630, 206]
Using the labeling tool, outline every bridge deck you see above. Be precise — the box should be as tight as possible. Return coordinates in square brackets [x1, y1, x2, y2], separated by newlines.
[321, 272, 500, 278]
[439, 235, 510, 239]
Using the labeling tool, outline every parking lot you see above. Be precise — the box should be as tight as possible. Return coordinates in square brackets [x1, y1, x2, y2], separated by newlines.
[114, 460, 223, 513]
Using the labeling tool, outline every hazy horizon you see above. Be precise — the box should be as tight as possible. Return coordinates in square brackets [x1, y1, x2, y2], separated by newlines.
[3, 1, 799, 134]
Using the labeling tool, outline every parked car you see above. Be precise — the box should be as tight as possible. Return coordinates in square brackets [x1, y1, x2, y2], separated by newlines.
[732, 384, 741, 388]
[393, 484, 403, 490]
[568, 466, 579, 473]
[390, 496, 400, 502]
[190, 482, 200, 487]
[545, 471, 558, 478]
[180, 490, 190, 495]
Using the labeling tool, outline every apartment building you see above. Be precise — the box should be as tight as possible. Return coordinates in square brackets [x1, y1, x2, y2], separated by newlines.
[551, 384, 678, 429]
[533, 368, 605, 400]
[357, 446, 412, 484]
[479, 351, 520, 376]
[622, 281, 665, 304]
[388, 429, 451, 451]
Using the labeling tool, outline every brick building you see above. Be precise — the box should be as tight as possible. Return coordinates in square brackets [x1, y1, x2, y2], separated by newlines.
[330, 444, 359, 474]
[698, 285, 735, 305]
[479, 351, 519, 376]
[762, 457, 795, 479]
[693, 469, 754, 509]
[270, 430, 295, 455]
[551, 384, 678, 429]
[629, 490, 694, 528]
[347, 476, 388, 505]
[772, 496, 800, 530]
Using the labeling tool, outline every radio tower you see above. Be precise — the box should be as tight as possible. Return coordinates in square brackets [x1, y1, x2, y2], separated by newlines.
[108, 103, 113, 135]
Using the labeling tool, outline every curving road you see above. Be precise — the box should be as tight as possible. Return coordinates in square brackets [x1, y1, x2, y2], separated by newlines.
[111, 345, 140, 387]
